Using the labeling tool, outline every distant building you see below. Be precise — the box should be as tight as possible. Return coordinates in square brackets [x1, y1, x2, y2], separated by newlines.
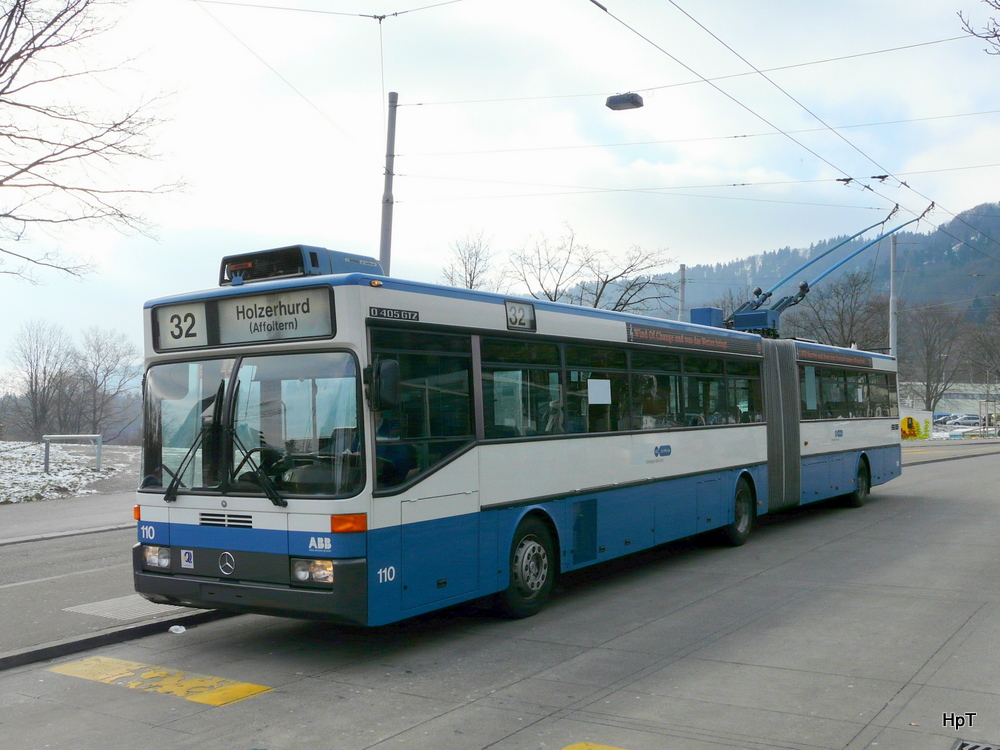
[899, 381, 999, 416]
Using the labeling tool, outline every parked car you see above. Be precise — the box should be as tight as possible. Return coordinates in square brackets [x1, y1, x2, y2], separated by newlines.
[946, 415, 981, 426]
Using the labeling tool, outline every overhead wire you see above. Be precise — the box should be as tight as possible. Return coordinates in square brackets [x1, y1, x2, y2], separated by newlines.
[402, 34, 969, 107]
[190, 0, 385, 171]
[661, 0, 1000, 267]
[190, 0, 1000, 274]
[192, 0, 468, 19]
[403, 109, 1000, 158]
[188, 0, 465, 165]
[586, 1, 1000, 274]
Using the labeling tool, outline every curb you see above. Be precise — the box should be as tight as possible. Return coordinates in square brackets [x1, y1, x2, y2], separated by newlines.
[906, 449, 1000, 468]
[0, 609, 237, 672]
[0, 523, 134, 548]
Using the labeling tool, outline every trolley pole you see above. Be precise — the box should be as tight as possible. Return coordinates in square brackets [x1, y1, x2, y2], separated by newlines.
[379, 91, 398, 276]
[889, 234, 897, 358]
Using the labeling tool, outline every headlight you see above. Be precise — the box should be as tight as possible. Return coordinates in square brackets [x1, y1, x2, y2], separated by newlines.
[142, 545, 171, 569]
[290, 559, 334, 585]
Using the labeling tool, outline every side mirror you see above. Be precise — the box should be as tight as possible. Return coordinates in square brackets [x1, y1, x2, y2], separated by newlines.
[372, 359, 400, 410]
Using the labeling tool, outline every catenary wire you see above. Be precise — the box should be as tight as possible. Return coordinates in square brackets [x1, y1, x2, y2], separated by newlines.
[403, 109, 1000, 157]
[660, 0, 1000, 262]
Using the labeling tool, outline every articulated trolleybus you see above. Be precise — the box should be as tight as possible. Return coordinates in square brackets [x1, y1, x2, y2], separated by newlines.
[134, 245, 901, 625]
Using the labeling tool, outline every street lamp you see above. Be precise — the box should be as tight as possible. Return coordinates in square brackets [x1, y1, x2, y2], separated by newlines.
[606, 92, 643, 110]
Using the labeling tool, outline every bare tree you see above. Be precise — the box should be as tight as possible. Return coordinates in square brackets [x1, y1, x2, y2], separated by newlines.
[441, 231, 508, 292]
[509, 229, 589, 304]
[0, 0, 165, 282]
[781, 271, 888, 350]
[960, 0, 1000, 54]
[7, 319, 75, 438]
[967, 301, 1000, 382]
[710, 284, 758, 320]
[509, 228, 676, 314]
[898, 306, 969, 413]
[76, 325, 141, 439]
[576, 245, 677, 313]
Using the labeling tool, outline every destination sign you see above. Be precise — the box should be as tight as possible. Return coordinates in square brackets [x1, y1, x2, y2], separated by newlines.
[153, 287, 334, 351]
[626, 323, 762, 356]
[795, 344, 873, 369]
[218, 289, 332, 344]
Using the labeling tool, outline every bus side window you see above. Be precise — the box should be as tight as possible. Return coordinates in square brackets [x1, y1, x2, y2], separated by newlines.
[630, 373, 682, 429]
[371, 329, 475, 490]
[481, 338, 563, 439]
[800, 366, 820, 420]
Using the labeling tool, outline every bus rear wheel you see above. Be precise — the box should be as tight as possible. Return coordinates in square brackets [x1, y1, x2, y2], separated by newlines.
[720, 476, 754, 547]
[496, 516, 555, 619]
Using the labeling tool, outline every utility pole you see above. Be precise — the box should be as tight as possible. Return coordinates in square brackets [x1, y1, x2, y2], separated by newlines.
[379, 91, 398, 276]
[889, 234, 897, 358]
[678, 263, 686, 322]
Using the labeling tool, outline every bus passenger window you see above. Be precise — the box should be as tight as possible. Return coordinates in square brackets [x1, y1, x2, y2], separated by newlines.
[630, 373, 682, 429]
[566, 370, 628, 433]
[683, 375, 727, 426]
[800, 366, 820, 420]
[483, 368, 563, 438]
[481, 338, 563, 438]
[371, 328, 474, 490]
[820, 370, 849, 418]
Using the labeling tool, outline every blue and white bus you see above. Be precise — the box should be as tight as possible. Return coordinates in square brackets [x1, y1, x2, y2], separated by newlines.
[134, 245, 901, 625]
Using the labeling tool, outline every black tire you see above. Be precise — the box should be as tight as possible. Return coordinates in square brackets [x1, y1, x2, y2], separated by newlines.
[844, 460, 870, 508]
[720, 476, 754, 547]
[496, 516, 555, 619]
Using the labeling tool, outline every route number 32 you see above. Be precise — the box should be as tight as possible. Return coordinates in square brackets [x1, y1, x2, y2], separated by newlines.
[169, 312, 198, 340]
[156, 303, 206, 350]
[504, 300, 536, 331]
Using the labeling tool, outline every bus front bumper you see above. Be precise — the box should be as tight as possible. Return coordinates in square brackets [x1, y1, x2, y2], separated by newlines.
[132, 544, 368, 625]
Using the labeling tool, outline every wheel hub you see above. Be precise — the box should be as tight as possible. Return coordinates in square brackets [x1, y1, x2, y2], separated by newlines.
[513, 536, 548, 595]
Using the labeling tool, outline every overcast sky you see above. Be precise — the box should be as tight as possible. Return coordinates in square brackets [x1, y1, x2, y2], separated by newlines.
[5, 0, 1000, 361]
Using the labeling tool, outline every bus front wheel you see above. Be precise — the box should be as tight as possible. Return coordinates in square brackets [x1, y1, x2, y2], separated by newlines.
[720, 476, 754, 547]
[496, 516, 555, 619]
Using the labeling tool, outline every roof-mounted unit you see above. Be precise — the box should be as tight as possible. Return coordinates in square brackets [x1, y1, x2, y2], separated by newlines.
[219, 245, 384, 286]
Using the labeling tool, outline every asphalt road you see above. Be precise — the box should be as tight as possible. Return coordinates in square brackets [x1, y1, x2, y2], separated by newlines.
[1, 440, 1000, 750]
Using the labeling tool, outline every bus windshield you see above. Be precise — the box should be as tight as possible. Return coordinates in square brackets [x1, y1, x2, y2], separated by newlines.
[142, 351, 364, 498]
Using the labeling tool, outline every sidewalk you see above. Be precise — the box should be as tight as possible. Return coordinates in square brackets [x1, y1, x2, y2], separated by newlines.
[0, 487, 227, 671]
[0, 490, 136, 546]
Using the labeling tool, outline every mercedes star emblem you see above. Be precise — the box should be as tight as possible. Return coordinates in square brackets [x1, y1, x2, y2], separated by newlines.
[218, 551, 236, 576]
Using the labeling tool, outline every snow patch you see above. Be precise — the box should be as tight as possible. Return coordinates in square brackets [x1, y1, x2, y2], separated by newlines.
[0, 441, 127, 504]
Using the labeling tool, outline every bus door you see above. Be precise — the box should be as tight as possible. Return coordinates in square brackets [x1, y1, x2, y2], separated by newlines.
[399, 489, 480, 610]
[761, 339, 801, 510]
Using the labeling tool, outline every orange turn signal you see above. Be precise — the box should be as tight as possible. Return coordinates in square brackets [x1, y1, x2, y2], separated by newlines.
[330, 513, 367, 533]
[134, 505, 141, 521]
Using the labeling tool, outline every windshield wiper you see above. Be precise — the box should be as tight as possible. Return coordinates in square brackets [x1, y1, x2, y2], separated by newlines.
[164, 380, 225, 503]
[226, 379, 287, 508]
[164, 429, 203, 503]
[230, 428, 288, 508]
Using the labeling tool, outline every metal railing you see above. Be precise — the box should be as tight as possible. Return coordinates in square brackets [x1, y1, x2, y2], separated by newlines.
[41, 434, 103, 473]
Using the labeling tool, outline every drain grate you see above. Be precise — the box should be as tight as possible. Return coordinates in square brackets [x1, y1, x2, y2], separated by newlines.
[63, 594, 191, 621]
[955, 742, 1000, 750]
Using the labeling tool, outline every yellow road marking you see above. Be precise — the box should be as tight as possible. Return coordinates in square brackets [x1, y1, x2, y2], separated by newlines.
[563, 744, 631, 750]
[49, 656, 270, 706]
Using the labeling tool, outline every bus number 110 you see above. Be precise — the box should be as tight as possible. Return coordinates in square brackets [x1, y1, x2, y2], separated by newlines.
[376, 566, 396, 583]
